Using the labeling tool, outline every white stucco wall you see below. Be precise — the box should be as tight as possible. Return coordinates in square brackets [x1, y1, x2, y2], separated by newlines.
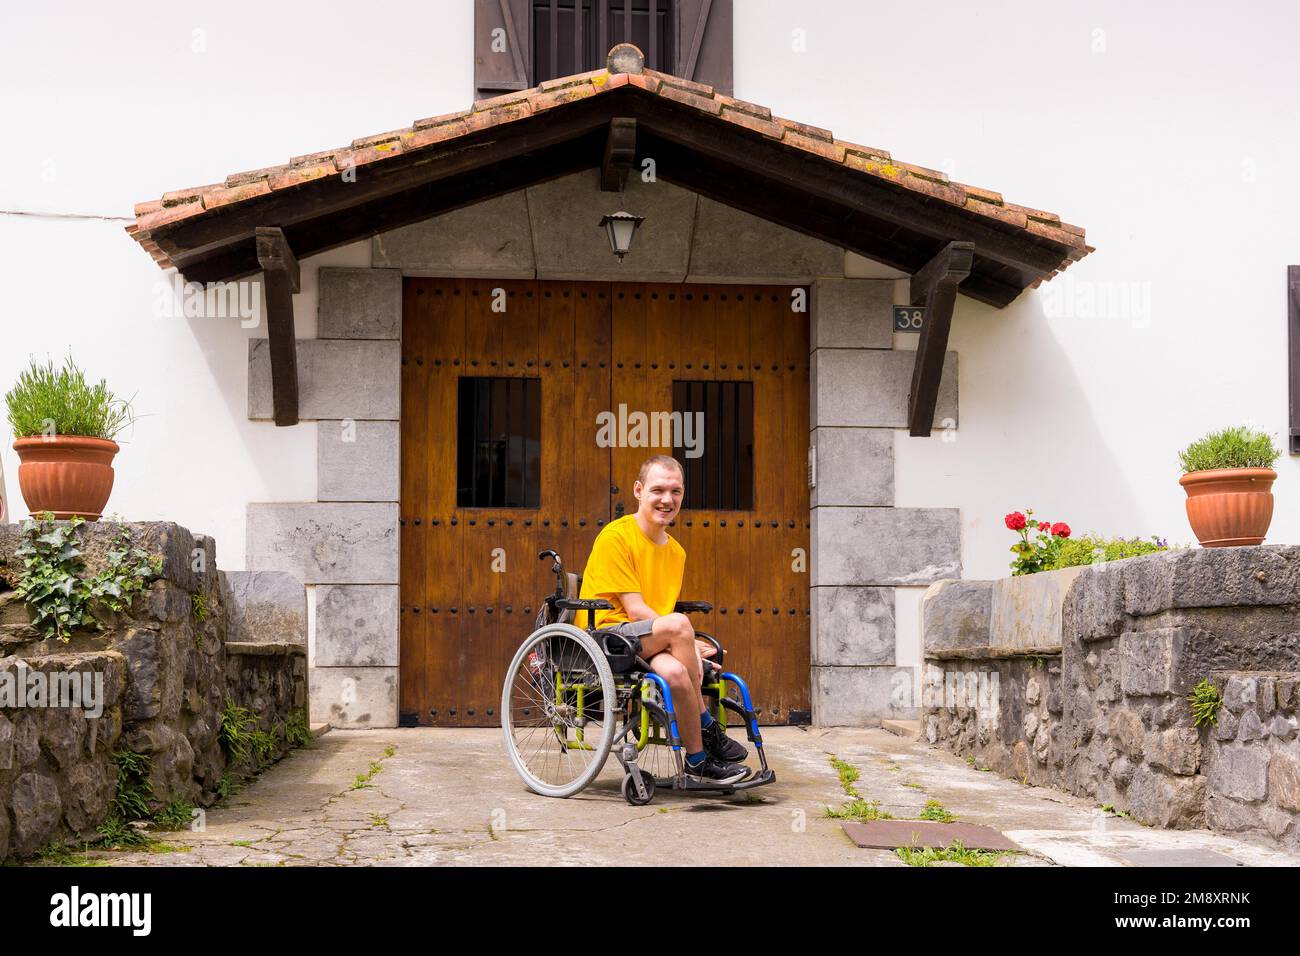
[3, 0, 1298, 605]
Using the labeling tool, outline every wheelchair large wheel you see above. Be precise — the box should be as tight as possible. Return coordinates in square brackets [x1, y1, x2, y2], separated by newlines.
[501, 623, 618, 798]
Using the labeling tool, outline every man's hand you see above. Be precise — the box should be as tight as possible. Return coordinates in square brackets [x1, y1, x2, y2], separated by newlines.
[695, 639, 717, 659]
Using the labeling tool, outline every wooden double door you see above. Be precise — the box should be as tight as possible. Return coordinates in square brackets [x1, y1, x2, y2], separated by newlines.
[400, 278, 810, 727]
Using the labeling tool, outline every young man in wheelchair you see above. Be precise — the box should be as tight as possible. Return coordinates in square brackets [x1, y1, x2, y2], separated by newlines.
[576, 454, 751, 784]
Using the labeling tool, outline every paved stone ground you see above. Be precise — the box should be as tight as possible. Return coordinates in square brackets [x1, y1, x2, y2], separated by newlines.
[39, 727, 1300, 867]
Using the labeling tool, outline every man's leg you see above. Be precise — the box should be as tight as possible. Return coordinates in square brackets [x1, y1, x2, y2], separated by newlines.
[638, 613, 704, 754]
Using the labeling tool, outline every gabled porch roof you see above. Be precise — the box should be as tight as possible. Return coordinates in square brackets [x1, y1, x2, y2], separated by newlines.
[128, 53, 1090, 308]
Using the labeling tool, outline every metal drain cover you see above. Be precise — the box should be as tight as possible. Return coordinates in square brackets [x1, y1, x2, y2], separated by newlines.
[842, 820, 1021, 851]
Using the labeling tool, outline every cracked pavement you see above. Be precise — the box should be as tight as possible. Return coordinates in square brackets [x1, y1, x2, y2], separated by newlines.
[45, 727, 1300, 867]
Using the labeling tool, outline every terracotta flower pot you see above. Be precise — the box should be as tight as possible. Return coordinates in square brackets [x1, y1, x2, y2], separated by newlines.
[12, 435, 119, 521]
[1178, 467, 1276, 547]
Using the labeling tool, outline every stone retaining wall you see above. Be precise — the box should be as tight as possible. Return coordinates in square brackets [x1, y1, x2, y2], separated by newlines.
[921, 547, 1300, 852]
[0, 520, 306, 861]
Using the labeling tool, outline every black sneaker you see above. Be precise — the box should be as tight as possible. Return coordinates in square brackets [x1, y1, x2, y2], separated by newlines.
[682, 754, 749, 785]
[702, 719, 748, 763]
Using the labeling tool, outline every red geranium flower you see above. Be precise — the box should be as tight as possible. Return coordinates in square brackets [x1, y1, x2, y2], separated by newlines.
[1005, 512, 1026, 531]
[1052, 522, 1071, 538]
[1039, 522, 1053, 536]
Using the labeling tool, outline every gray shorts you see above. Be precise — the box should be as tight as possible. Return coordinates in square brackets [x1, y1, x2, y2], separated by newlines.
[594, 618, 655, 656]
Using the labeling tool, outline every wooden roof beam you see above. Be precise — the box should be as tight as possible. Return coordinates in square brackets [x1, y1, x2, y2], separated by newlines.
[908, 241, 973, 437]
[255, 226, 300, 427]
[601, 117, 637, 192]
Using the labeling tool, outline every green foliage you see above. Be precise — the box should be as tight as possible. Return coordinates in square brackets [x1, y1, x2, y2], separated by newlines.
[191, 591, 208, 622]
[1179, 426, 1280, 473]
[1052, 534, 1170, 570]
[1006, 510, 1066, 576]
[829, 755, 860, 795]
[896, 839, 1012, 867]
[13, 515, 162, 642]
[918, 799, 955, 823]
[218, 699, 258, 767]
[110, 749, 153, 822]
[152, 799, 196, 832]
[824, 798, 893, 821]
[5, 354, 135, 440]
[284, 709, 313, 748]
[1188, 679, 1224, 728]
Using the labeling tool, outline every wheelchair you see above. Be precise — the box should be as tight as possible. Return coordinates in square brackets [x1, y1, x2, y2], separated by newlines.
[500, 549, 776, 806]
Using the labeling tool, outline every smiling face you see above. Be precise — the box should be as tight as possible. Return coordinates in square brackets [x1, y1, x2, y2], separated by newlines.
[633, 461, 684, 530]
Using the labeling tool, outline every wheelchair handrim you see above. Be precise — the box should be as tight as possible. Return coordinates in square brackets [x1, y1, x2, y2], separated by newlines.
[500, 623, 618, 798]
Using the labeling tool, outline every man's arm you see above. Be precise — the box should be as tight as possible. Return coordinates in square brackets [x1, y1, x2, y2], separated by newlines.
[618, 592, 657, 622]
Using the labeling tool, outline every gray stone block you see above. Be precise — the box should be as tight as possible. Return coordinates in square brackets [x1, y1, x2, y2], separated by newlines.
[317, 420, 400, 502]
[528, 170, 697, 282]
[1147, 727, 1202, 775]
[1119, 628, 1190, 696]
[1209, 743, 1270, 802]
[224, 570, 306, 644]
[811, 586, 894, 665]
[689, 197, 843, 282]
[811, 427, 893, 507]
[1121, 545, 1300, 616]
[1063, 562, 1126, 641]
[248, 339, 399, 421]
[246, 502, 399, 584]
[811, 348, 957, 429]
[811, 665, 917, 725]
[812, 507, 960, 586]
[810, 278, 893, 349]
[1269, 751, 1300, 811]
[309, 666, 398, 728]
[990, 567, 1083, 653]
[921, 579, 992, 656]
[315, 585, 400, 667]
[371, 190, 535, 276]
[318, 268, 401, 339]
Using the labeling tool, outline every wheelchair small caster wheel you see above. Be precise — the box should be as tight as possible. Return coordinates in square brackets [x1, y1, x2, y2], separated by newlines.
[621, 769, 655, 806]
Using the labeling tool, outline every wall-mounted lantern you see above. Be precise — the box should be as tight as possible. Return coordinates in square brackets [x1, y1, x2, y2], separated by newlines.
[599, 210, 644, 261]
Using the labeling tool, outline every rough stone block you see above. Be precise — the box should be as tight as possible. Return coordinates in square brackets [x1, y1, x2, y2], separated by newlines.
[310, 666, 398, 728]
[315, 585, 400, 667]
[990, 567, 1082, 652]
[1209, 744, 1270, 802]
[812, 507, 960, 586]
[1121, 545, 1300, 616]
[246, 502, 399, 585]
[810, 427, 893, 507]
[248, 339, 400, 421]
[689, 196, 842, 282]
[1062, 561, 1126, 642]
[811, 347, 957, 429]
[371, 190, 535, 276]
[317, 420, 400, 501]
[1269, 751, 1300, 811]
[811, 586, 894, 665]
[811, 665, 916, 725]
[1126, 764, 1206, 828]
[1119, 628, 1191, 697]
[318, 268, 401, 339]
[921, 579, 992, 656]
[1147, 727, 1202, 775]
[810, 278, 893, 349]
[224, 570, 306, 644]
[530, 170, 697, 282]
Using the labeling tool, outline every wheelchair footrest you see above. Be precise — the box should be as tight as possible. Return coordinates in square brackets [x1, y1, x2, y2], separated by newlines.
[672, 768, 776, 792]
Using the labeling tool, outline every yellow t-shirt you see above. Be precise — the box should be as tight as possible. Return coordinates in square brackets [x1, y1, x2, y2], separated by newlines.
[575, 515, 685, 629]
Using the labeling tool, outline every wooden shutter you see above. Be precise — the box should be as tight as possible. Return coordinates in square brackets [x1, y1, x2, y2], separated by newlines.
[674, 0, 732, 95]
[474, 0, 532, 99]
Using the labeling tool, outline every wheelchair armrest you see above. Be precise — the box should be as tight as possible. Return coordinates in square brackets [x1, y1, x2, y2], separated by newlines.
[694, 631, 724, 665]
[555, 597, 613, 612]
[674, 600, 713, 614]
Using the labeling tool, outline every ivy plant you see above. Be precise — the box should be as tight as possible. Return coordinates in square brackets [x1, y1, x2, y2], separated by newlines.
[13, 513, 162, 642]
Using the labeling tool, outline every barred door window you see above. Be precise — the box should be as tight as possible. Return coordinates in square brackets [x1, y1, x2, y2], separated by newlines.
[457, 377, 542, 508]
[533, 0, 674, 84]
[672, 380, 753, 511]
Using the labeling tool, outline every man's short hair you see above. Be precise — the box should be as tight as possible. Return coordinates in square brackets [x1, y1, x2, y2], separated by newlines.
[637, 454, 684, 485]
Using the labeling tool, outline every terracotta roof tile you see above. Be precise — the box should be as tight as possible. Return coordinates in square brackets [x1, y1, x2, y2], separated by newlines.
[645, 69, 713, 97]
[714, 94, 771, 120]
[268, 161, 336, 191]
[412, 108, 472, 130]
[656, 82, 722, 115]
[777, 117, 833, 143]
[225, 166, 279, 187]
[200, 180, 272, 211]
[719, 106, 783, 138]
[781, 130, 845, 163]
